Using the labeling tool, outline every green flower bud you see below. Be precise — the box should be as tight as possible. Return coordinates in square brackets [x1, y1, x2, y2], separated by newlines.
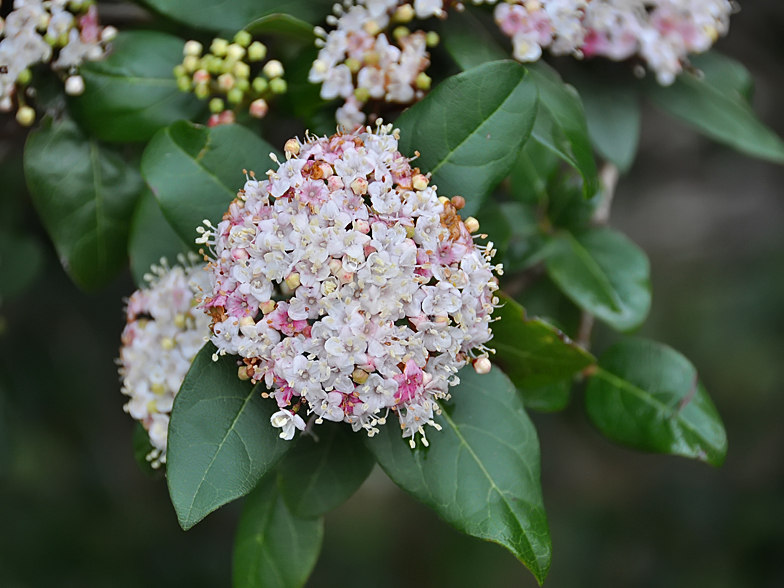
[204, 55, 222, 74]
[234, 30, 252, 47]
[173, 64, 186, 78]
[210, 38, 229, 57]
[393, 26, 409, 42]
[16, 68, 32, 85]
[354, 87, 370, 102]
[182, 54, 199, 73]
[247, 41, 267, 62]
[209, 97, 225, 113]
[252, 77, 268, 94]
[235, 77, 250, 92]
[177, 75, 192, 92]
[227, 87, 244, 104]
[44, 33, 57, 46]
[345, 57, 361, 73]
[269, 77, 287, 94]
[217, 72, 235, 92]
[426, 31, 440, 48]
[233, 61, 250, 79]
[226, 43, 245, 61]
[415, 72, 431, 91]
[194, 83, 211, 100]
[16, 106, 35, 127]
[183, 40, 203, 57]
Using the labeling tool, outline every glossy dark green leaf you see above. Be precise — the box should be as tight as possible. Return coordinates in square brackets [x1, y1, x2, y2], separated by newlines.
[128, 189, 191, 287]
[498, 201, 548, 273]
[527, 61, 599, 197]
[277, 421, 375, 519]
[167, 343, 292, 530]
[690, 52, 754, 100]
[508, 139, 560, 205]
[0, 230, 44, 301]
[492, 293, 594, 389]
[233, 475, 324, 588]
[570, 75, 640, 173]
[518, 380, 571, 413]
[68, 31, 203, 143]
[645, 51, 784, 164]
[545, 228, 651, 332]
[245, 13, 315, 39]
[585, 339, 727, 466]
[438, 6, 507, 71]
[24, 117, 144, 291]
[366, 367, 551, 585]
[140, 0, 333, 33]
[395, 60, 538, 217]
[142, 121, 279, 247]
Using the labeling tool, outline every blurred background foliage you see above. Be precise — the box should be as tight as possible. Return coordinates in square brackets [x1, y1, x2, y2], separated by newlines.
[2, 0, 784, 586]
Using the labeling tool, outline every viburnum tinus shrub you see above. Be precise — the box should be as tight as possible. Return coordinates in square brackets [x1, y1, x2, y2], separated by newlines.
[13, 0, 784, 585]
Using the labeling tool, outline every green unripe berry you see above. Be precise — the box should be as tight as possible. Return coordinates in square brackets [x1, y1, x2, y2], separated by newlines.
[234, 30, 252, 47]
[247, 41, 267, 62]
[209, 97, 225, 113]
[269, 77, 287, 94]
[227, 87, 244, 104]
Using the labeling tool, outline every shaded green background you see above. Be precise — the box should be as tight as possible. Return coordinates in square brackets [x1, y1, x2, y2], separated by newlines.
[2, 1, 784, 586]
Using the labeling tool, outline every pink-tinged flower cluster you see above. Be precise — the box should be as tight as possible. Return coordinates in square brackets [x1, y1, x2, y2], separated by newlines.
[494, 0, 733, 85]
[0, 0, 117, 124]
[309, 0, 436, 130]
[198, 123, 500, 446]
[119, 257, 211, 468]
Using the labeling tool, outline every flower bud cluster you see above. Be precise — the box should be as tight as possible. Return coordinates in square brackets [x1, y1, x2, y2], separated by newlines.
[0, 0, 116, 125]
[119, 257, 211, 468]
[492, 0, 733, 85]
[309, 1, 440, 130]
[174, 31, 286, 127]
[199, 123, 500, 446]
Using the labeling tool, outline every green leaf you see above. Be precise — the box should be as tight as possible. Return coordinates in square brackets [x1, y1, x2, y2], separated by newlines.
[142, 121, 279, 247]
[492, 293, 594, 389]
[277, 421, 376, 519]
[395, 60, 538, 217]
[245, 13, 315, 39]
[585, 339, 728, 466]
[438, 6, 507, 71]
[689, 52, 754, 100]
[0, 230, 44, 301]
[167, 343, 293, 530]
[68, 31, 203, 143]
[644, 51, 784, 164]
[140, 0, 333, 33]
[233, 474, 324, 588]
[508, 139, 560, 205]
[518, 380, 571, 413]
[366, 367, 551, 585]
[527, 61, 600, 197]
[570, 75, 640, 173]
[24, 117, 144, 291]
[128, 189, 191, 287]
[498, 201, 548, 273]
[545, 228, 651, 332]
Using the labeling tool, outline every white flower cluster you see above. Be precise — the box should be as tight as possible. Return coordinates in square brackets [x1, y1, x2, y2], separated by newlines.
[199, 123, 500, 446]
[493, 0, 733, 85]
[309, 0, 437, 129]
[0, 0, 116, 124]
[119, 258, 211, 468]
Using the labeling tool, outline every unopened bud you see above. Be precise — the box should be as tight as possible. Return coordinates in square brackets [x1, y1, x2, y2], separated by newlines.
[393, 3, 415, 22]
[174, 313, 187, 328]
[182, 54, 199, 72]
[464, 217, 480, 233]
[64, 75, 85, 96]
[184, 40, 203, 57]
[260, 300, 276, 314]
[210, 38, 229, 57]
[238, 366, 250, 380]
[438, 196, 450, 205]
[285, 272, 301, 290]
[327, 176, 344, 191]
[151, 383, 166, 395]
[345, 57, 361, 73]
[393, 26, 410, 41]
[161, 337, 175, 350]
[262, 59, 284, 79]
[226, 43, 245, 61]
[364, 20, 381, 36]
[252, 76, 268, 94]
[249, 98, 268, 118]
[284, 138, 300, 156]
[16, 105, 35, 126]
[101, 26, 118, 43]
[16, 68, 32, 85]
[193, 69, 211, 84]
[173, 64, 186, 78]
[473, 356, 492, 374]
[194, 83, 211, 100]
[415, 72, 431, 91]
[217, 72, 235, 91]
[209, 97, 225, 113]
[354, 219, 370, 233]
[350, 177, 368, 195]
[450, 195, 466, 210]
[412, 174, 429, 191]
[354, 87, 370, 102]
[352, 368, 370, 384]
[240, 316, 255, 327]
[426, 31, 440, 47]
[233, 61, 250, 79]
[405, 224, 415, 239]
[329, 259, 343, 276]
[248, 41, 267, 61]
[269, 77, 287, 94]
[234, 30, 252, 47]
